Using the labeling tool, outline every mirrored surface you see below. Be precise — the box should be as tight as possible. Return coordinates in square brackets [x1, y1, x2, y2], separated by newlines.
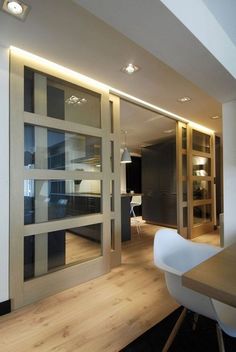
[192, 156, 211, 176]
[192, 130, 210, 153]
[24, 224, 102, 281]
[193, 204, 212, 225]
[193, 180, 211, 200]
[24, 179, 101, 225]
[24, 67, 101, 128]
[24, 124, 101, 171]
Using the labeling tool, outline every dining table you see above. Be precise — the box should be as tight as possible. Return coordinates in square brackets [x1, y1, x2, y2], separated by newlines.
[182, 243, 236, 308]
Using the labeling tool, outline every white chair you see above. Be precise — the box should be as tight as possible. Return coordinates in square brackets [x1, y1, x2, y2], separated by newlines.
[130, 195, 142, 234]
[153, 228, 236, 351]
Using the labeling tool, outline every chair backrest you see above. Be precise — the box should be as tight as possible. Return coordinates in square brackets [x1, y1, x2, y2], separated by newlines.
[131, 195, 142, 205]
[154, 228, 221, 275]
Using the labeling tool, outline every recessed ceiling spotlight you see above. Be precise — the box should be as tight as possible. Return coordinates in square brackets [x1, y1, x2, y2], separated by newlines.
[163, 129, 175, 134]
[121, 63, 140, 75]
[210, 115, 221, 120]
[65, 95, 87, 105]
[177, 96, 191, 103]
[1, 0, 30, 21]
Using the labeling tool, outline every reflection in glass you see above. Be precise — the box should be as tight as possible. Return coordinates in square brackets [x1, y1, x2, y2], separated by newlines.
[24, 180, 101, 225]
[111, 220, 115, 251]
[24, 67, 101, 128]
[24, 224, 102, 281]
[193, 181, 211, 200]
[110, 181, 115, 212]
[193, 204, 212, 225]
[192, 156, 211, 176]
[183, 181, 187, 201]
[109, 101, 114, 133]
[192, 130, 210, 153]
[110, 141, 114, 172]
[24, 124, 101, 171]
[182, 154, 187, 177]
[182, 127, 187, 149]
[183, 207, 188, 228]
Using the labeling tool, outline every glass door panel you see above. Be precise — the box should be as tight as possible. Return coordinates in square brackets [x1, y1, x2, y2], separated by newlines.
[193, 180, 211, 200]
[177, 122, 215, 239]
[192, 130, 211, 153]
[189, 126, 215, 238]
[192, 156, 211, 176]
[193, 204, 212, 225]
[10, 51, 119, 309]
[24, 67, 101, 128]
[24, 223, 102, 281]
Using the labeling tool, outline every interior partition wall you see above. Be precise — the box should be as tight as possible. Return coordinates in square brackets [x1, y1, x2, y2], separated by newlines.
[10, 51, 121, 309]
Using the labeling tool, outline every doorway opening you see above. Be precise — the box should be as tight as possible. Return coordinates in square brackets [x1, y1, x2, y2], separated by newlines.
[119, 98, 220, 259]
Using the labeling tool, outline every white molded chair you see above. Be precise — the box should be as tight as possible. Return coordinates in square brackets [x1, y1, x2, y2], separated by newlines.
[153, 228, 236, 351]
[130, 195, 142, 217]
[130, 195, 142, 234]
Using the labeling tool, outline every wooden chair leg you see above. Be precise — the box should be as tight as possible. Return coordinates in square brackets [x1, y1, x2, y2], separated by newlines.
[162, 307, 187, 352]
[192, 313, 199, 331]
[216, 324, 225, 352]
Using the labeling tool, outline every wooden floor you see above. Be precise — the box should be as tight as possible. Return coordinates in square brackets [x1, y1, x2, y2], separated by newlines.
[0, 221, 219, 352]
[66, 232, 101, 265]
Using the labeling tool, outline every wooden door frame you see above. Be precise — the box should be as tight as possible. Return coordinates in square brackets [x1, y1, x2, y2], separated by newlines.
[10, 50, 121, 309]
[177, 121, 216, 239]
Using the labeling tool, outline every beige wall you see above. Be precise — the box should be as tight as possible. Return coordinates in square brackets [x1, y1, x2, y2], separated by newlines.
[0, 45, 9, 302]
[223, 100, 236, 246]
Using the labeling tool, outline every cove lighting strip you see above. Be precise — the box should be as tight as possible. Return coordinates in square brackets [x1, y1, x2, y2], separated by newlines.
[10, 46, 214, 134]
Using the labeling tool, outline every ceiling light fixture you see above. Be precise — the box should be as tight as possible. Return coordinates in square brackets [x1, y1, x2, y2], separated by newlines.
[7, 1, 22, 14]
[65, 95, 87, 105]
[177, 96, 191, 103]
[121, 63, 140, 75]
[121, 131, 132, 164]
[210, 115, 221, 120]
[163, 129, 174, 134]
[1, 0, 30, 20]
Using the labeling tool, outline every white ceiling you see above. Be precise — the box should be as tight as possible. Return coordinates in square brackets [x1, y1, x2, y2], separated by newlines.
[203, 0, 236, 47]
[0, 0, 230, 143]
[75, 0, 236, 107]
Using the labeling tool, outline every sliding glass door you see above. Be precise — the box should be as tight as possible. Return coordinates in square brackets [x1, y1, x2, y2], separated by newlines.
[177, 122, 215, 238]
[10, 50, 121, 309]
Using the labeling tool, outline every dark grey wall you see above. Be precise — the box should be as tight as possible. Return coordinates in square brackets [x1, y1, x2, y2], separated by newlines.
[142, 137, 177, 227]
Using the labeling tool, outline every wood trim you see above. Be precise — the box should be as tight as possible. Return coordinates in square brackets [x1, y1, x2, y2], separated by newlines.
[192, 199, 213, 206]
[10, 49, 117, 309]
[187, 124, 193, 238]
[24, 214, 104, 236]
[176, 121, 188, 238]
[24, 111, 103, 138]
[188, 127, 215, 238]
[9, 52, 25, 309]
[109, 95, 121, 268]
[100, 91, 111, 272]
[192, 150, 211, 158]
[24, 169, 103, 180]
[23, 256, 106, 306]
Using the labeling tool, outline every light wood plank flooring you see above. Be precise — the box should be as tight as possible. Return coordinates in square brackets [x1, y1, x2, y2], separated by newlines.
[0, 221, 219, 352]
